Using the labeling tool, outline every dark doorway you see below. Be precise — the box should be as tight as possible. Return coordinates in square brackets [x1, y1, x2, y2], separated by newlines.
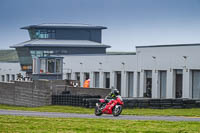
[160, 71, 167, 98]
[144, 70, 152, 98]
[104, 72, 110, 88]
[192, 70, 200, 98]
[127, 72, 134, 97]
[137, 72, 140, 97]
[175, 70, 183, 98]
[115, 71, 121, 94]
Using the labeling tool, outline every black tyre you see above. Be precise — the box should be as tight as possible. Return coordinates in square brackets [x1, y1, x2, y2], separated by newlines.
[112, 105, 123, 117]
[95, 106, 102, 116]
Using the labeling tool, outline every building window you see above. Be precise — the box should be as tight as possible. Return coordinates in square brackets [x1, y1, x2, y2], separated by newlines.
[6, 74, 10, 82]
[35, 29, 56, 39]
[33, 58, 62, 74]
[94, 72, 100, 88]
[47, 59, 55, 73]
[56, 59, 61, 73]
[40, 59, 46, 73]
[30, 50, 68, 58]
[1, 75, 5, 82]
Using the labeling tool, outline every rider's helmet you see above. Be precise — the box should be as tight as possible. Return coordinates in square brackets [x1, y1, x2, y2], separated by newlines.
[110, 89, 119, 98]
[113, 89, 119, 96]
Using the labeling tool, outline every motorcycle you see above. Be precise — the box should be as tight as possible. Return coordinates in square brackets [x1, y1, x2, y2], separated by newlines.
[95, 96, 124, 117]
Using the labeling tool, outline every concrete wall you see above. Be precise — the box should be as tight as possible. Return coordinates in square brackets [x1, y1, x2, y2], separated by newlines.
[66, 87, 111, 98]
[0, 80, 52, 107]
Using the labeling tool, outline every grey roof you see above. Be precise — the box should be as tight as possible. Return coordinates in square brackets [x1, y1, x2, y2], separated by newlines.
[21, 23, 107, 30]
[136, 43, 200, 48]
[10, 39, 111, 48]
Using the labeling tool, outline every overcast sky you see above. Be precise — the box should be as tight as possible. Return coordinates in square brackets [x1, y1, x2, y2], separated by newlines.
[0, 0, 200, 51]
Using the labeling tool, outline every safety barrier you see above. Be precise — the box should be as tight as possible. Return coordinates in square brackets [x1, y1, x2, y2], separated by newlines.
[84, 98, 200, 109]
[52, 94, 101, 107]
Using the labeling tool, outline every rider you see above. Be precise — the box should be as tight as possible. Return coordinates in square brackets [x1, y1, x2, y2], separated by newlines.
[105, 88, 120, 101]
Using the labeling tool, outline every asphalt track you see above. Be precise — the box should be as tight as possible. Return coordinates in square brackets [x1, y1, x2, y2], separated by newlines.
[0, 109, 200, 121]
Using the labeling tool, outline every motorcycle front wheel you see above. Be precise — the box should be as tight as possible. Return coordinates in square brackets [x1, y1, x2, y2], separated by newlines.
[112, 105, 122, 117]
[95, 105, 102, 116]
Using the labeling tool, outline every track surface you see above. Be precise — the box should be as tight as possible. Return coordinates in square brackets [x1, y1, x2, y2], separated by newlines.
[0, 109, 200, 121]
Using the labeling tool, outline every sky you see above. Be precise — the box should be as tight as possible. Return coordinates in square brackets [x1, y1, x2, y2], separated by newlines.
[0, 0, 200, 51]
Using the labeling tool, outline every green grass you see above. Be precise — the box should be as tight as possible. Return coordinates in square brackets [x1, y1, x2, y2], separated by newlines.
[0, 115, 200, 133]
[0, 50, 18, 62]
[1, 104, 200, 117]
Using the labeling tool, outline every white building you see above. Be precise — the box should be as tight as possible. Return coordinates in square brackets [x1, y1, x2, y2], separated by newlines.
[2, 24, 200, 99]
[61, 44, 200, 99]
[0, 62, 25, 82]
[1, 43, 200, 99]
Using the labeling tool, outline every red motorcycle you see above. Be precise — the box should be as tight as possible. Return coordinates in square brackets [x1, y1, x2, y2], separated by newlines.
[95, 96, 124, 117]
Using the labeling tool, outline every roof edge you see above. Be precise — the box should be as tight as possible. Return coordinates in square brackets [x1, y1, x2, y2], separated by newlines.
[136, 43, 200, 48]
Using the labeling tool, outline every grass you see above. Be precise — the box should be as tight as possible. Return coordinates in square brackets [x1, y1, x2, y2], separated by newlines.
[0, 49, 18, 62]
[1, 104, 200, 117]
[0, 115, 200, 133]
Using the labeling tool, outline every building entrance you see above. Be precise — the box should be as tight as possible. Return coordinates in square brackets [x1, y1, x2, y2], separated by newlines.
[175, 70, 183, 98]
[159, 71, 167, 98]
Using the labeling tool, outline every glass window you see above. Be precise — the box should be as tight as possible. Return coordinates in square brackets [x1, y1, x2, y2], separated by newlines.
[47, 59, 55, 73]
[56, 59, 61, 73]
[40, 59, 46, 73]
[33, 29, 56, 39]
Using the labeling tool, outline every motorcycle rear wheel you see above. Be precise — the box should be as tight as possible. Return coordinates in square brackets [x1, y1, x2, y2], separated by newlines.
[95, 106, 102, 116]
[112, 105, 122, 117]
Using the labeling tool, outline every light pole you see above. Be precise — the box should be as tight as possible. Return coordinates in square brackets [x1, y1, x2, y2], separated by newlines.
[183, 56, 188, 72]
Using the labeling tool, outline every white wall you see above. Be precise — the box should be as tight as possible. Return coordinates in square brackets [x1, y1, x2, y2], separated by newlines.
[62, 54, 137, 97]
[0, 62, 25, 82]
[137, 45, 200, 99]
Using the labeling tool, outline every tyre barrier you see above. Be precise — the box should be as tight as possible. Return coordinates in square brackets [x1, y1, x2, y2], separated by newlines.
[84, 98, 200, 109]
[52, 94, 101, 107]
[52, 95, 200, 108]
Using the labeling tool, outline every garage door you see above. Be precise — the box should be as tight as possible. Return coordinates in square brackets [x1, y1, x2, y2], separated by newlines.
[192, 70, 200, 98]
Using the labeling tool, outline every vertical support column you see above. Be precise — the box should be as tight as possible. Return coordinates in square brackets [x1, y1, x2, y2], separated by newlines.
[183, 69, 191, 98]
[166, 69, 175, 98]
[121, 71, 127, 97]
[133, 71, 138, 97]
[110, 71, 115, 88]
[139, 71, 145, 97]
[152, 71, 159, 98]
[90, 72, 94, 88]
[80, 72, 84, 87]
[99, 72, 104, 88]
